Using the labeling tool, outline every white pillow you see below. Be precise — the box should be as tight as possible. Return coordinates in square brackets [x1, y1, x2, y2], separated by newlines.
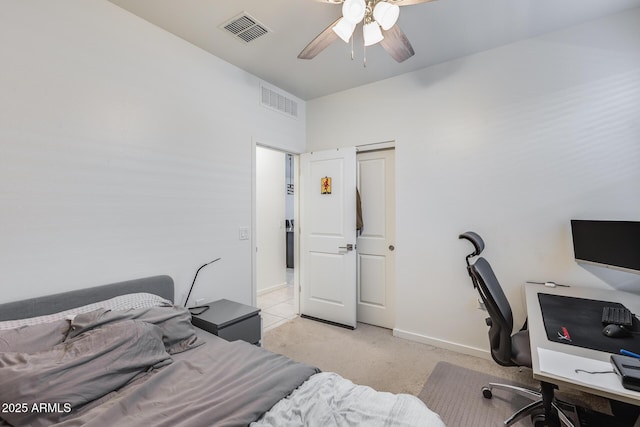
[0, 293, 171, 330]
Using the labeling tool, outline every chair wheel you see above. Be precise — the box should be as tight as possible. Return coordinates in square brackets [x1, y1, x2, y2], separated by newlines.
[530, 408, 545, 427]
[481, 386, 492, 399]
[532, 415, 545, 427]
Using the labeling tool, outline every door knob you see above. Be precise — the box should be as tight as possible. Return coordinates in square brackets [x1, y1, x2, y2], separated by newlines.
[339, 244, 354, 251]
[388, 245, 395, 251]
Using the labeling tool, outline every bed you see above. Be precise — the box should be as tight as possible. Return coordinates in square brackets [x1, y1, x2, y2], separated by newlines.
[0, 275, 445, 426]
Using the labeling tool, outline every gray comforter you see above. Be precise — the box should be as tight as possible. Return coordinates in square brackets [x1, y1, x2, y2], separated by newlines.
[56, 338, 319, 427]
[0, 307, 318, 427]
[0, 306, 444, 427]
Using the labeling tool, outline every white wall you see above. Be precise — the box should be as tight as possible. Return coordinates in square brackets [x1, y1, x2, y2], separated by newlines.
[256, 147, 287, 293]
[306, 9, 640, 356]
[0, 0, 305, 305]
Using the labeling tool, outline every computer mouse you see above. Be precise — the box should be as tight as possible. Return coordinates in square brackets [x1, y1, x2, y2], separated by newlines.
[603, 324, 631, 338]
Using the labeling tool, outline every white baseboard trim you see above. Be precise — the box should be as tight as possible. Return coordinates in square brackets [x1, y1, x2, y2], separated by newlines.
[257, 282, 288, 296]
[393, 327, 491, 361]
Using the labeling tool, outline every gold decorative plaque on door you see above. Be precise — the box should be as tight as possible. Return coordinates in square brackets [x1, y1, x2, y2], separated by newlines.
[321, 177, 332, 194]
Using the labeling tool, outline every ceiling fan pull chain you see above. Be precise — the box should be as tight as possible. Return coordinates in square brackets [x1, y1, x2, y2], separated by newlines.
[363, 45, 367, 67]
[351, 35, 354, 60]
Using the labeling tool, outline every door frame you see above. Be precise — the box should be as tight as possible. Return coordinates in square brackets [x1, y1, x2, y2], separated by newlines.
[251, 140, 300, 315]
[251, 139, 395, 323]
[357, 141, 395, 153]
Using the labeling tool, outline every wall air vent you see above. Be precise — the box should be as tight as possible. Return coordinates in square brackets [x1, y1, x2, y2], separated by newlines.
[221, 13, 270, 43]
[260, 84, 299, 119]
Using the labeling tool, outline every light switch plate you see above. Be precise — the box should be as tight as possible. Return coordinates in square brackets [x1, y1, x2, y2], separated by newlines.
[239, 227, 249, 240]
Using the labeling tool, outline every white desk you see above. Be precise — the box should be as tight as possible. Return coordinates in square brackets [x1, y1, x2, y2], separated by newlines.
[525, 283, 640, 406]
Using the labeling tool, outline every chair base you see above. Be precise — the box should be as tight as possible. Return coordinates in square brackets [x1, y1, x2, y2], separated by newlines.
[483, 382, 575, 427]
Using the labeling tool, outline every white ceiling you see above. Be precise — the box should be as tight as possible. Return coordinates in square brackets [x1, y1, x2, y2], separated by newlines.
[108, 0, 640, 100]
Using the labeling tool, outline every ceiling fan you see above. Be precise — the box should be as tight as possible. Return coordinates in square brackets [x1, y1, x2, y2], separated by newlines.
[298, 0, 436, 63]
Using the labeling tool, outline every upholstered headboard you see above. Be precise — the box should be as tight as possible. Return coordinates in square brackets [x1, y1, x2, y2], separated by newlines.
[0, 275, 174, 322]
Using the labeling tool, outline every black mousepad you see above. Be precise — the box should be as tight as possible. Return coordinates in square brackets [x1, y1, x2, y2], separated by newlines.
[538, 293, 640, 355]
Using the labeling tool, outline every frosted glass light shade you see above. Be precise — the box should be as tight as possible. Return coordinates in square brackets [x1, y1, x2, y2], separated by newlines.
[332, 17, 357, 43]
[363, 21, 384, 46]
[373, 2, 400, 30]
[342, 0, 366, 24]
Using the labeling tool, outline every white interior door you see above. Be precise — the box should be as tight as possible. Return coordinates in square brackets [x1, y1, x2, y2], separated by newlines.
[356, 149, 396, 328]
[300, 147, 357, 329]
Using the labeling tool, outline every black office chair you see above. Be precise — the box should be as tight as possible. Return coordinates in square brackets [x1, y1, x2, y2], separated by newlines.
[459, 231, 574, 427]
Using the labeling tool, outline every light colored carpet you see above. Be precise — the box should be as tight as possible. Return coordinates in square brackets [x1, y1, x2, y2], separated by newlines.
[262, 317, 610, 412]
[263, 317, 539, 395]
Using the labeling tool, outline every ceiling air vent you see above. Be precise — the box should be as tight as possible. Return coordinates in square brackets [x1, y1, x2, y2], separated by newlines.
[221, 13, 270, 43]
[261, 84, 298, 119]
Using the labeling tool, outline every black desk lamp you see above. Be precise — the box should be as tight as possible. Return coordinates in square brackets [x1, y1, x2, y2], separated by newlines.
[183, 257, 221, 315]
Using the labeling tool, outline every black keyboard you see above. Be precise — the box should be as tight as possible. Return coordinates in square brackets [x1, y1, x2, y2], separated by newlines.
[602, 306, 633, 327]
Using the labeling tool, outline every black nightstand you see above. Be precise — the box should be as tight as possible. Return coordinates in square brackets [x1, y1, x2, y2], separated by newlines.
[191, 299, 261, 345]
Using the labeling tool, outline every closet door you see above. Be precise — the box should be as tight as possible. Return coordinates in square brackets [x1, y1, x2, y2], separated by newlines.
[356, 149, 396, 329]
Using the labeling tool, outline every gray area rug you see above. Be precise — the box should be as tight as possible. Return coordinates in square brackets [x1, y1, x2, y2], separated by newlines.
[418, 361, 583, 427]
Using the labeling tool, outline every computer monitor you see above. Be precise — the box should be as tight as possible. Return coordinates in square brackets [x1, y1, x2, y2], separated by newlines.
[571, 220, 640, 274]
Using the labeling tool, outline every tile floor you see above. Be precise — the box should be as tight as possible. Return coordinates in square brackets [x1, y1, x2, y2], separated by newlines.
[258, 269, 297, 332]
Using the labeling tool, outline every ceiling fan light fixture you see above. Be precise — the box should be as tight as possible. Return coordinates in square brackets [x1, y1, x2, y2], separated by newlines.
[363, 21, 384, 46]
[332, 17, 357, 43]
[373, 1, 400, 31]
[342, 0, 367, 24]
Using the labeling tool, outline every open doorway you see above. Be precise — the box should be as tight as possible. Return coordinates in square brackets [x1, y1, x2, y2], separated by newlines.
[255, 145, 298, 331]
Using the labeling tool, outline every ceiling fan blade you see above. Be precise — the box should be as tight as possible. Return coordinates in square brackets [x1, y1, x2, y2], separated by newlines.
[388, 0, 437, 5]
[380, 25, 415, 62]
[298, 17, 342, 60]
